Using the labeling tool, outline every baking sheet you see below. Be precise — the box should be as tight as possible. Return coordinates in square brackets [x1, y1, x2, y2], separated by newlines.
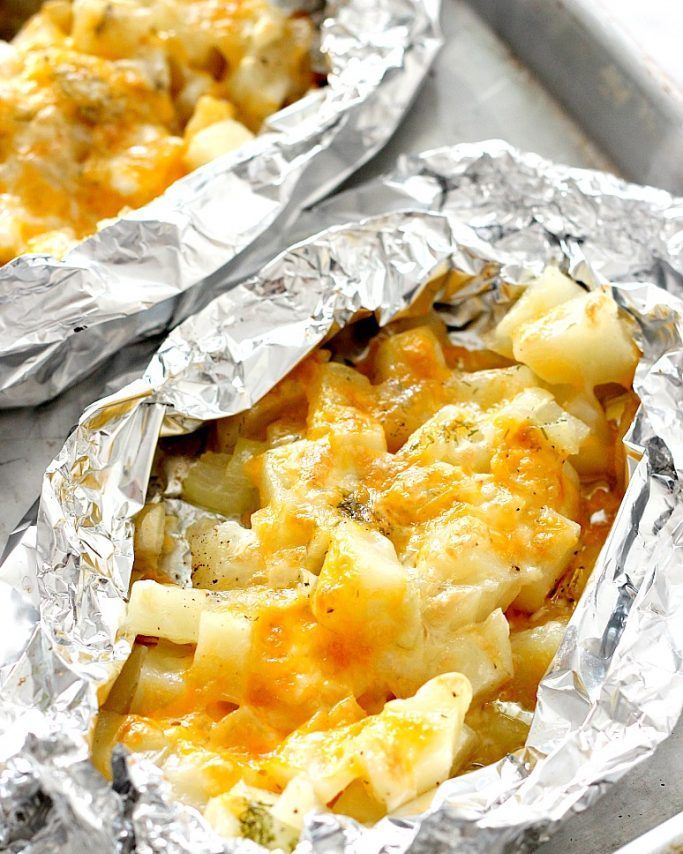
[467, 0, 683, 195]
[0, 3, 679, 851]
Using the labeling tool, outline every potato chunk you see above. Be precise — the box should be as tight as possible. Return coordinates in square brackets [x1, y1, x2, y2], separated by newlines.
[125, 580, 211, 644]
[189, 520, 265, 590]
[190, 609, 253, 704]
[312, 520, 419, 648]
[512, 288, 638, 389]
[491, 267, 584, 358]
[271, 672, 472, 811]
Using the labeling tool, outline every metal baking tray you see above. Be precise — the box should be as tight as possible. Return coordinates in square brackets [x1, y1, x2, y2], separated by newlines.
[465, 0, 683, 195]
[1, 2, 681, 851]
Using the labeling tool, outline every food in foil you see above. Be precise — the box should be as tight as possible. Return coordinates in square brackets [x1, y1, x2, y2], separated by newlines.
[0, 0, 442, 409]
[3, 143, 683, 853]
[92, 266, 640, 848]
[0, 0, 318, 263]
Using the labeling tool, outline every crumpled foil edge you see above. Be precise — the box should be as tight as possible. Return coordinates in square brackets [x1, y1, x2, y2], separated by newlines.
[0, 0, 442, 408]
[2, 141, 683, 853]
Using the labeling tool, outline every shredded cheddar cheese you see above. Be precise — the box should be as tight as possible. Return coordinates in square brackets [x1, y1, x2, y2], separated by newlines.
[94, 268, 640, 848]
[0, 0, 315, 263]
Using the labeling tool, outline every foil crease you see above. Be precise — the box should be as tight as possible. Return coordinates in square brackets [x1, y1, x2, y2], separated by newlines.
[2, 141, 683, 852]
[0, 0, 442, 409]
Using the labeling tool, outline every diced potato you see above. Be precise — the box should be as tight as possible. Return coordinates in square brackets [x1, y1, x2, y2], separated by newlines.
[189, 520, 265, 590]
[399, 402, 493, 473]
[255, 440, 327, 506]
[385, 609, 513, 701]
[514, 509, 580, 613]
[204, 781, 300, 849]
[424, 610, 513, 701]
[182, 442, 263, 518]
[203, 794, 241, 839]
[271, 672, 472, 811]
[491, 267, 584, 358]
[510, 619, 567, 701]
[371, 326, 449, 384]
[415, 513, 530, 632]
[494, 387, 590, 459]
[125, 580, 211, 644]
[210, 705, 283, 754]
[465, 701, 531, 768]
[332, 780, 386, 824]
[452, 364, 537, 409]
[307, 362, 386, 454]
[312, 520, 419, 648]
[133, 502, 166, 574]
[184, 118, 254, 171]
[181, 452, 232, 514]
[556, 388, 613, 476]
[227, 54, 290, 127]
[130, 641, 194, 715]
[265, 418, 306, 449]
[512, 288, 639, 389]
[189, 609, 253, 704]
[270, 776, 321, 830]
[185, 94, 236, 139]
[162, 747, 239, 810]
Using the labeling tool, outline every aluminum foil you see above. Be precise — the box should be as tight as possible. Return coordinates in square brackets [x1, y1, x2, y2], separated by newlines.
[0, 0, 442, 409]
[3, 140, 683, 853]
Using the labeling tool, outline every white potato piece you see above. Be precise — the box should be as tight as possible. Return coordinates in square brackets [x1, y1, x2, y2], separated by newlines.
[400, 402, 494, 473]
[452, 364, 538, 408]
[423, 610, 513, 701]
[189, 519, 265, 590]
[385, 609, 513, 701]
[125, 580, 211, 644]
[163, 748, 234, 811]
[556, 388, 613, 476]
[182, 441, 263, 519]
[510, 618, 568, 691]
[512, 288, 638, 389]
[204, 781, 302, 849]
[190, 609, 253, 704]
[273, 672, 472, 812]
[184, 118, 254, 171]
[514, 508, 580, 613]
[129, 641, 193, 715]
[312, 520, 419, 647]
[494, 387, 590, 458]
[133, 502, 165, 573]
[185, 94, 236, 139]
[491, 267, 584, 358]
[415, 514, 532, 632]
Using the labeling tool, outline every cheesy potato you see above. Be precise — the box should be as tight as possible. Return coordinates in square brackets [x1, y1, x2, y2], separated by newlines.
[95, 268, 639, 848]
[0, 0, 316, 264]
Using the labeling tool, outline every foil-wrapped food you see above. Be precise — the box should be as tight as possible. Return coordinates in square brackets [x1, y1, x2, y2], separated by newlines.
[2, 142, 683, 854]
[0, 0, 442, 407]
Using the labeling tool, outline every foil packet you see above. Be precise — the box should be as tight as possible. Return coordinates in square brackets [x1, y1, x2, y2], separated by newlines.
[3, 141, 683, 853]
[0, 0, 442, 409]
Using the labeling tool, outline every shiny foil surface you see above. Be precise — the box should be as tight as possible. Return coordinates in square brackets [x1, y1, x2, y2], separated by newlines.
[0, 0, 442, 408]
[2, 141, 683, 853]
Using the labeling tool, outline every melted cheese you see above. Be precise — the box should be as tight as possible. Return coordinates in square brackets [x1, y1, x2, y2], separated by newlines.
[96, 268, 639, 847]
[0, 0, 315, 263]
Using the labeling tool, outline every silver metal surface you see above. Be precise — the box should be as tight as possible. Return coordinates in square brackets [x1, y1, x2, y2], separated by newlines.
[615, 809, 683, 854]
[467, 0, 683, 195]
[0, 2, 680, 852]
